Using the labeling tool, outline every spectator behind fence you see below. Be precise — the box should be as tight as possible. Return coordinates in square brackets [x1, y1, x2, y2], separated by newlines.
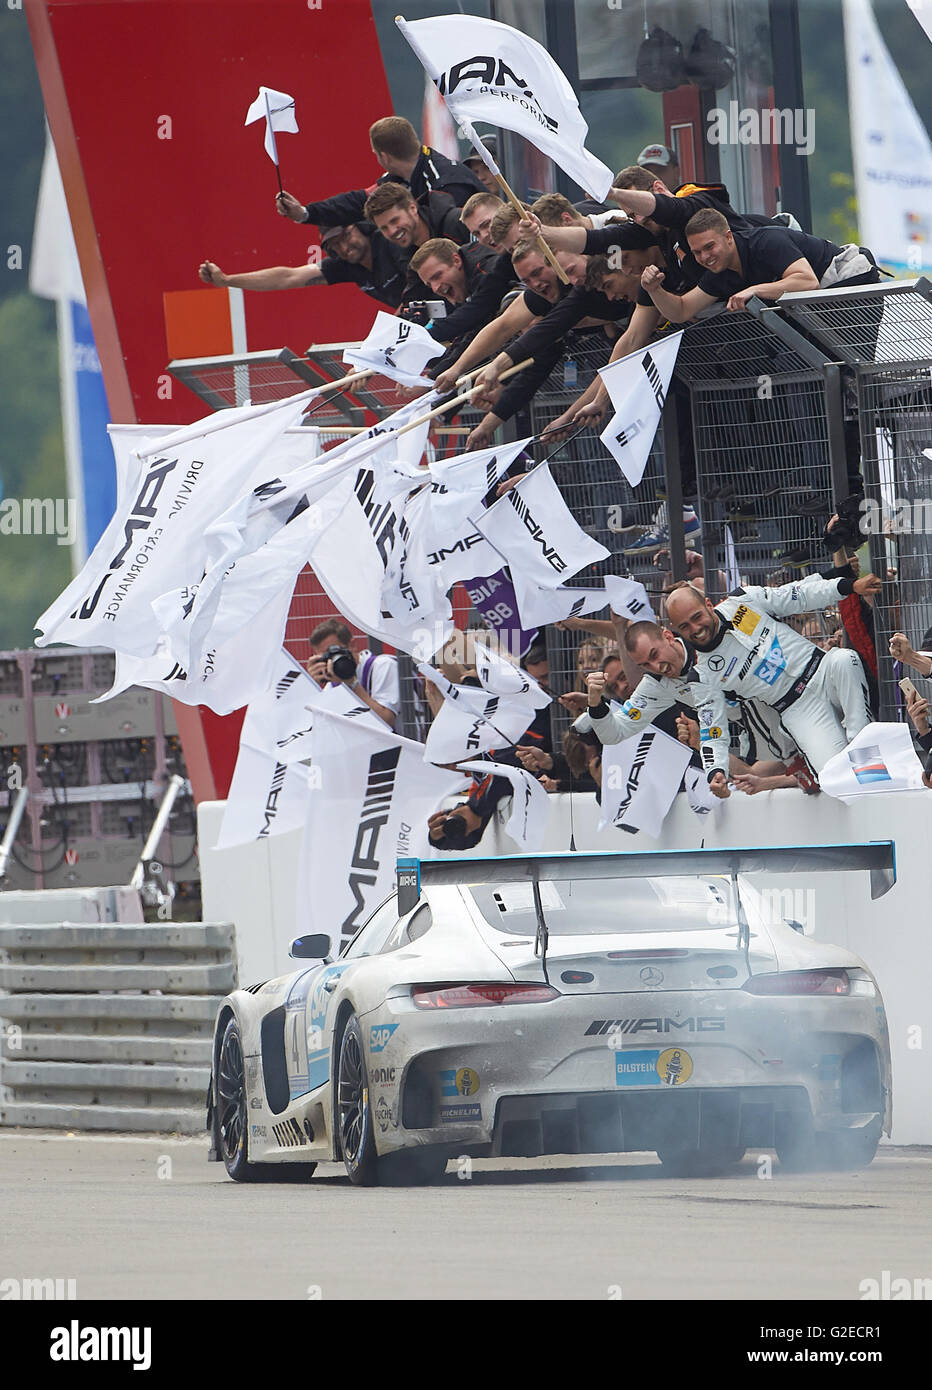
[306, 619, 399, 729]
[198, 219, 409, 309]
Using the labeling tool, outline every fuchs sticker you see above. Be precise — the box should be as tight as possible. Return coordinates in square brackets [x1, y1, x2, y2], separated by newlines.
[620, 701, 641, 721]
[369, 1024, 398, 1053]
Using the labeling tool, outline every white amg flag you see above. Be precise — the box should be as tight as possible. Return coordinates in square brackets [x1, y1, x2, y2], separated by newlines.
[473, 640, 551, 708]
[342, 312, 445, 389]
[418, 662, 540, 764]
[818, 722, 925, 801]
[599, 723, 692, 839]
[300, 707, 465, 951]
[512, 577, 608, 631]
[458, 759, 550, 851]
[398, 15, 613, 200]
[427, 438, 530, 538]
[473, 465, 609, 590]
[35, 390, 316, 657]
[216, 751, 312, 850]
[604, 574, 657, 624]
[599, 332, 684, 487]
[245, 86, 298, 164]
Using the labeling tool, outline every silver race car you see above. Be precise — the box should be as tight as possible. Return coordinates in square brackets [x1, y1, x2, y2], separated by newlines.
[208, 843, 894, 1184]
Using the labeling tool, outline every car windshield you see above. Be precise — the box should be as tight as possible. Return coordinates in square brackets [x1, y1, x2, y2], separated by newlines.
[469, 876, 734, 935]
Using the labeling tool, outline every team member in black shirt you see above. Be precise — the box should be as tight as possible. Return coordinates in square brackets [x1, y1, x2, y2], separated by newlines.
[196, 220, 409, 309]
[641, 207, 879, 319]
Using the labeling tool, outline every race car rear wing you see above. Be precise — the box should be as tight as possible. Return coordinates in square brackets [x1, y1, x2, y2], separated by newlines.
[397, 842, 896, 915]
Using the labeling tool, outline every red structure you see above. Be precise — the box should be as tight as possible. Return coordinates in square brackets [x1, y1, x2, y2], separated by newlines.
[26, 0, 394, 798]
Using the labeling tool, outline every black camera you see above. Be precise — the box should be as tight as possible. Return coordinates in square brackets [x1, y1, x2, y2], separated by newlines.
[322, 644, 357, 682]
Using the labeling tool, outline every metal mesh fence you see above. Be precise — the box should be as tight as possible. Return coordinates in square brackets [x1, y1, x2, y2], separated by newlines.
[779, 279, 932, 366]
[690, 373, 835, 600]
[856, 361, 932, 721]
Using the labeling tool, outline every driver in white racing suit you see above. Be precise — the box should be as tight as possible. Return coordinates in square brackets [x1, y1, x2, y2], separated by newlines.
[664, 573, 881, 772]
[573, 620, 733, 797]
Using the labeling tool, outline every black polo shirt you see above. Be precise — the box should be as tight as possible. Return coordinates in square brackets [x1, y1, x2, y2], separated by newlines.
[504, 281, 631, 364]
[698, 225, 841, 300]
[405, 146, 485, 208]
[317, 223, 409, 307]
[581, 222, 694, 307]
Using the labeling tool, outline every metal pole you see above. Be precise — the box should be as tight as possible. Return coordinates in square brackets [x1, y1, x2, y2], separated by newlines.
[0, 787, 29, 884]
[130, 774, 185, 891]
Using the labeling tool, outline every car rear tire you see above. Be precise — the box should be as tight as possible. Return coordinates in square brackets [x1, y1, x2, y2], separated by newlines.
[216, 1018, 317, 1183]
[337, 1014, 378, 1186]
[656, 1145, 746, 1177]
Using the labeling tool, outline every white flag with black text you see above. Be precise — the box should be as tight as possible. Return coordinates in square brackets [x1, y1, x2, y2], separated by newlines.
[458, 758, 550, 851]
[473, 465, 609, 590]
[342, 311, 446, 389]
[599, 723, 692, 838]
[599, 332, 683, 487]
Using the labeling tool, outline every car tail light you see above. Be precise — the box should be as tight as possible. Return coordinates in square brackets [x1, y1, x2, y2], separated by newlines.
[742, 969, 850, 996]
[412, 983, 559, 1009]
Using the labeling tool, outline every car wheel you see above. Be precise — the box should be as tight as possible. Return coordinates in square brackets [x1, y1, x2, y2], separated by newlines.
[216, 1018, 317, 1183]
[656, 1145, 746, 1177]
[337, 1014, 378, 1186]
[377, 1148, 449, 1186]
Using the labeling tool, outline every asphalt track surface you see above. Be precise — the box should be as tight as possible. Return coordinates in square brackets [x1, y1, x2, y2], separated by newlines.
[2, 1133, 930, 1301]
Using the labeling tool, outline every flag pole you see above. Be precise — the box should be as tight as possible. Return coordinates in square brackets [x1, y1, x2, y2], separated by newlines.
[394, 357, 533, 437]
[263, 90, 285, 198]
[394, 14, 569, 285]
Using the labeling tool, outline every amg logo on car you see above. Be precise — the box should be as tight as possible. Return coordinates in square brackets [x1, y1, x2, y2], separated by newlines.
[585, 1018, 726, 1035]
[340, 748, 402, 943]
[272, 1117, 309, 1148]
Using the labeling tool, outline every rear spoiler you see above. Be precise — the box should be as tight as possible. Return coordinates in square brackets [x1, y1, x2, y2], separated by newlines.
[397, 842, 896, 915]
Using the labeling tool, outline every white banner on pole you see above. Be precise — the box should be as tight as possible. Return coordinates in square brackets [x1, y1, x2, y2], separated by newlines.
[599, 724, 692, 838]
[398, 14, 614, 200]
[599, 332, 683, 487]
[300, 708, 465, 950]
[342, 311, 445, 388]
[457, 759, 550, 850]
[474, 465, 609, 590]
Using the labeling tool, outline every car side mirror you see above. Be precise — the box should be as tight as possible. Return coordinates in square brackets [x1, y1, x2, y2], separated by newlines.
[290, 933, 332, 959]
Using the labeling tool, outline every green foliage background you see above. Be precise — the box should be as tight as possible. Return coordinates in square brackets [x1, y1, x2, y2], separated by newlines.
[1, 0, 931, 651]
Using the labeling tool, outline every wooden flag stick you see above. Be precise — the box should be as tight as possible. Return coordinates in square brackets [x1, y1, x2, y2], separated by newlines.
[300, 369, 373, 413]
[395, 357, 534, 437]
[493, 174, 569, 285]
[393, 13, 569, 286]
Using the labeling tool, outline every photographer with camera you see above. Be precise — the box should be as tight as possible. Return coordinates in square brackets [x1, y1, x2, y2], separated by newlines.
[307, 619, 400, 730]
